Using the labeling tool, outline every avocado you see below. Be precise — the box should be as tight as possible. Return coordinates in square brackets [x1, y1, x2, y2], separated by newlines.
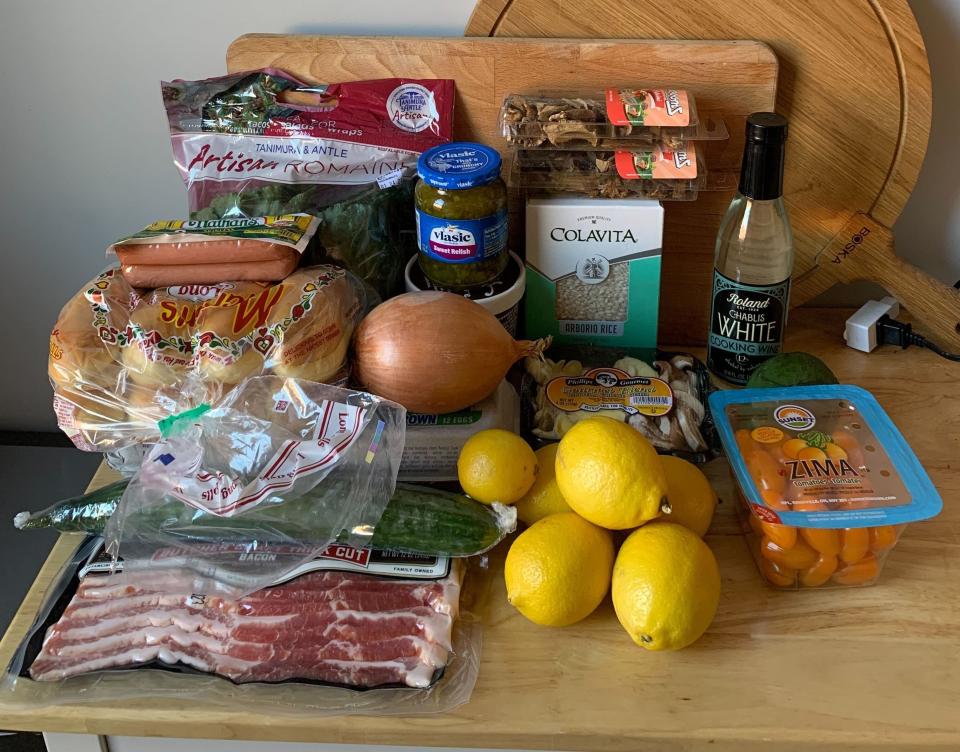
[747, 352, 839, 388]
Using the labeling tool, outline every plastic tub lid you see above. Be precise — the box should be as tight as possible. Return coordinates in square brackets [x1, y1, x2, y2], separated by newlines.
[417, 142, 502, 189]
[405, 251, 524, 314]
[708, 384, 942, 529]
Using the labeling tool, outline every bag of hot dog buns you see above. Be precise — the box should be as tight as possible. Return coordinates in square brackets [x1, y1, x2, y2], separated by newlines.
[48, 264, 370, 452]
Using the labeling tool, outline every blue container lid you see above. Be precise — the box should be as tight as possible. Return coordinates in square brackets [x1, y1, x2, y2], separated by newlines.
[708, 384, 943, 529]
[418, 142, 502, 189]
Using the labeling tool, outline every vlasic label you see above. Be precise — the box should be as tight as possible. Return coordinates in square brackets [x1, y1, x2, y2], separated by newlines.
[416, 208, 507, 264]
[707, 271, 790, 384]
[545, 367, 673, 417]
[605, 88, 690, 127]
[614, 142, 698, 180]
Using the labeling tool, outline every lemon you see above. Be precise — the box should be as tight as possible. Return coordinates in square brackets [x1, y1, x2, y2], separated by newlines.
[554, 417, 667, 529]
[658, 456, 717, 537]
[458, 429, 537, 505]
[612, 522, 721, 651]
[505, 512, 614, 627]
[513, 443, 571, 525]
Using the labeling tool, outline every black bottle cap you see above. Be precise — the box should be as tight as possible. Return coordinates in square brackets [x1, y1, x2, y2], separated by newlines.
[738, 112, 788, 200]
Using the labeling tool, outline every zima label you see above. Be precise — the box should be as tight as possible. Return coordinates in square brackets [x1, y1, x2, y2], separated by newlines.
[415, 208, 507, 264]
[707, 271, 790, 385]
[605, 88, 690, 127]
[545, 367, 674, 417]
[614, 142, 697, 180]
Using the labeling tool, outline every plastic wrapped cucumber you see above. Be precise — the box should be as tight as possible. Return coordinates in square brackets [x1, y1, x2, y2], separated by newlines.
[14, 481, 515, 557]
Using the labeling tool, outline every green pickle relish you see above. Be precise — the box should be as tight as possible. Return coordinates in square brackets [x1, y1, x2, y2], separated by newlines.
[415, 142, 509, 288]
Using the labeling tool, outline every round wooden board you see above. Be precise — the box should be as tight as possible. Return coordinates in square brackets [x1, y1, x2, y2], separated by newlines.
[467, 0, 934, 305]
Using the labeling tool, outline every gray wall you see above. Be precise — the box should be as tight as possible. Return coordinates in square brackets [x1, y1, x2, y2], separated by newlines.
[1, 0, 956, 432]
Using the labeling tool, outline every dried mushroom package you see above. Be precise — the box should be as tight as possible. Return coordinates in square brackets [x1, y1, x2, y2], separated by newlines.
[522, 346, 719, 463]
[511, 143, 713, 201]
[500, 90, 728, 149]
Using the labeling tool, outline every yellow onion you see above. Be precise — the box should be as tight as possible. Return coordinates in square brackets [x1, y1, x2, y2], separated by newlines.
[353, 292, 548, 414]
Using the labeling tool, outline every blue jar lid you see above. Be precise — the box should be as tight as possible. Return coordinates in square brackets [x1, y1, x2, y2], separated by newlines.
[417, 142, 502, 189]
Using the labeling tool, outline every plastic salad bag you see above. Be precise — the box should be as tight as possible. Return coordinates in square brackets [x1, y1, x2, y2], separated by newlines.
[3, 536, 483, 714]
[103, 376, 406, 596]
[163, 69, 455, 298]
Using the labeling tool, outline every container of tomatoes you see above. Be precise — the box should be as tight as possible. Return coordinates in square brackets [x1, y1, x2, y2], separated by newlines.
[709, 385, 942, 589]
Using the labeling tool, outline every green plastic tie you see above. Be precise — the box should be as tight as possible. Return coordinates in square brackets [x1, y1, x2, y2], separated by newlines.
[157, 404, 211, 438]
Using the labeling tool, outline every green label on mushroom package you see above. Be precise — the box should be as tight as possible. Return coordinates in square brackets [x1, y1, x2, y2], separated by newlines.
[524, 197, 663, 355]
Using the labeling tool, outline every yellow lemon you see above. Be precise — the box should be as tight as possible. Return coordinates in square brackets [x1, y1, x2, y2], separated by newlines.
[612, 521, 721, 651]
[457, 429, 538, 505]
[505, 512, 614, 627]
[554, 417, 667, 529]
[658, 455, 718, 538]
[513, 443, 572, 525]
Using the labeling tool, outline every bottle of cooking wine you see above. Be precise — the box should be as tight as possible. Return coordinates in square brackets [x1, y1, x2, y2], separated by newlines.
[707, 112, 793, 385]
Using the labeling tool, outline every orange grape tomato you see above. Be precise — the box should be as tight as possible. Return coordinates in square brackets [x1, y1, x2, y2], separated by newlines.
[761, 521, 797, 549]
[735, 428, 757, 456]
[831, 429, 860, 453]
[799, 555, 839, 587]
[781, 438, 809, 459]
[797, 446, 827, 462]
[745, 448, 786, 497]
[840, 528, 870, 563]
[832, 553, 880, 586]
[870, 525, 900, 552]
[800, 527, 842, 556]
[760, 536, 819, 570]
[760, 557, 796, 587]
[765, 441, 788, 464]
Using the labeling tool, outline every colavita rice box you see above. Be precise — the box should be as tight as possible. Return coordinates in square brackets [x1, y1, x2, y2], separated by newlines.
[524, 197, 663, 355]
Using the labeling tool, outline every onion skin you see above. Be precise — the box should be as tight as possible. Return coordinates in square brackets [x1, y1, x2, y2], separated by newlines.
[353, 291, 547, 414]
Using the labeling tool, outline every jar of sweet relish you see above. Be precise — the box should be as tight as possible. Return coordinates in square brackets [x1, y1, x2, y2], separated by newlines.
[415, 142, 509, 288]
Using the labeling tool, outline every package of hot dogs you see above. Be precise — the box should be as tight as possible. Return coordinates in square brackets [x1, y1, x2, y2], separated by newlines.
[109, 215, 319, 288]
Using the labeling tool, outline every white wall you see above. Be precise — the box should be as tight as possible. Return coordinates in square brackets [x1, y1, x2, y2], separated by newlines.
[1, 0, 956, 432]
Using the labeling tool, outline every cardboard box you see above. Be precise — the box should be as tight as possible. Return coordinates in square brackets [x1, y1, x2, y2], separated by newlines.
[524, 197, 663, 354]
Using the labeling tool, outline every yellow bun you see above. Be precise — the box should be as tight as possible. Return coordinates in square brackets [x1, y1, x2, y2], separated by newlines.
[267, 268, 360, 384]
[54, 383, 127, 431]
[196, 345, 263, 383]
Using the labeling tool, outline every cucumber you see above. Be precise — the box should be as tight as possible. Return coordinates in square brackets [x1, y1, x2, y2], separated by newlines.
[14, 479, 515, 558]
[14, 479, 128, 534]
[365, 484, 516, 556]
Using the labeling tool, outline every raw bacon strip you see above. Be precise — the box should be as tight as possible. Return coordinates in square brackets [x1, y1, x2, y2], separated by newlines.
[30, 567, 460, 689]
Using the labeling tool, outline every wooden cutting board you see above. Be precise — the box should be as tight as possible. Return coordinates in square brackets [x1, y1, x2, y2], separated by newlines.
[466, 0, 960, 350]
[227, 35, 778, 344]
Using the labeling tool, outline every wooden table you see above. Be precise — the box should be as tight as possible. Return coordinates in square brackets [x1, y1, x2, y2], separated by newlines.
[1, 307, 958, 751]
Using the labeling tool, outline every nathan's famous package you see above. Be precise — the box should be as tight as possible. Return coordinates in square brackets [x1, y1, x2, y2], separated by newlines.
[49, 264, 369, 452]
[110, 214, 319, 288]
[710, 385, 942, 589]
[163, 70, 455, 298]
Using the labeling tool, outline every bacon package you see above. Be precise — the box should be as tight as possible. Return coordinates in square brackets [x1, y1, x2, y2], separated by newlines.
[49, 264, 370, 452]
[163, 70, 455, 298]
[7, 538, 481, 710]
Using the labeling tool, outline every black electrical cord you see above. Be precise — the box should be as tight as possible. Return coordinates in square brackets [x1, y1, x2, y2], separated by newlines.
[876, 315, 960, 362]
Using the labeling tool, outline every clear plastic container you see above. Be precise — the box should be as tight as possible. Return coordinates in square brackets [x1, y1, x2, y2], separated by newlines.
[510, 142, 739, 201]
[709, 385, 942, 589]
[500, 90, 728, 149]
